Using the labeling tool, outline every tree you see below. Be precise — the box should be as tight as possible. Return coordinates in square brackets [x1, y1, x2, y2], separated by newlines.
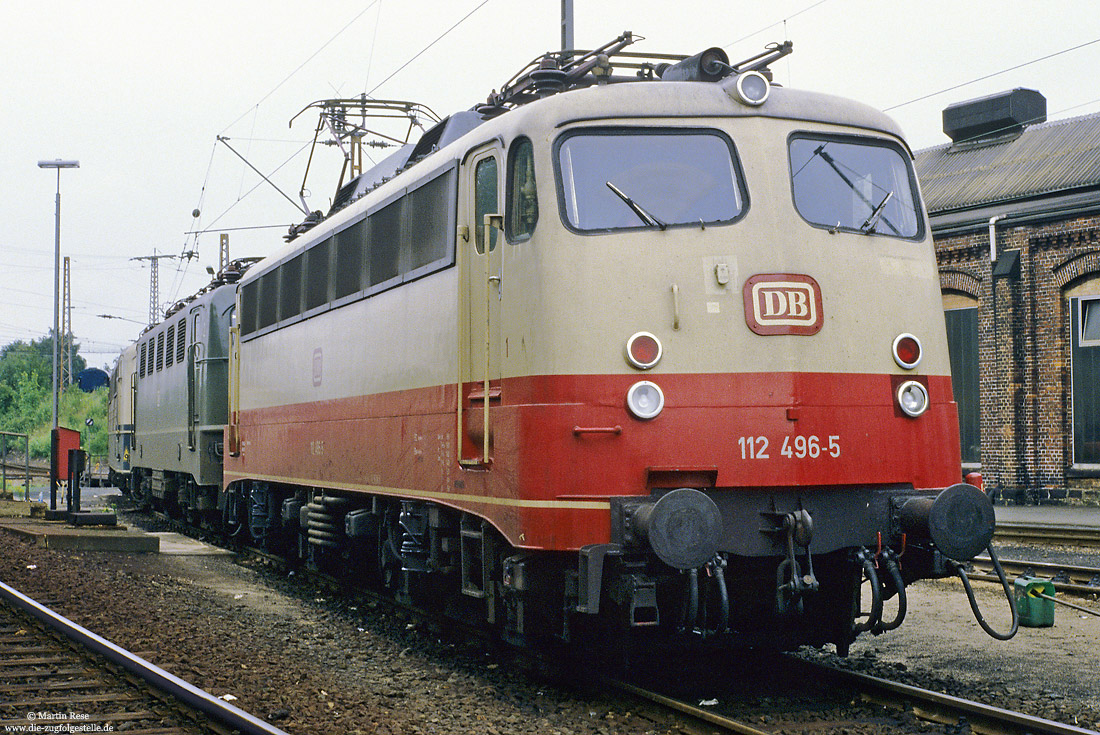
[60, 384, 108, 455]
[0, 332, 86, 387]
[0, 371, 50, 434]
[1, 332, 98, 458]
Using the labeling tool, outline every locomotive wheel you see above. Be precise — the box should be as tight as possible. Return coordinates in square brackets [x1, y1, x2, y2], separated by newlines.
[163, 490, 181, 519]
[131, 475, 151, 511]
[378, 510, 403, 592]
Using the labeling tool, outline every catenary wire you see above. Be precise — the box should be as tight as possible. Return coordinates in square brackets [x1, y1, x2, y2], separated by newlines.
[219, 1, 382, 136]
[367, 0, 494, 96]
[363, 0, 384, 92]
[201, 140, 314, 233]
[195, 0, 488, 244]
[885, 36, 1100, 112]
[723, 0, 832, 49]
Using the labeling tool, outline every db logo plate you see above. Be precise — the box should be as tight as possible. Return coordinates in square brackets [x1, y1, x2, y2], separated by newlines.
[743, 274, 823, 336]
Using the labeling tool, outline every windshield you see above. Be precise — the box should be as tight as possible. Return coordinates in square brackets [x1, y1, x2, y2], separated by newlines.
[556, 129, 746, 232]
[788, 135, 922, 239]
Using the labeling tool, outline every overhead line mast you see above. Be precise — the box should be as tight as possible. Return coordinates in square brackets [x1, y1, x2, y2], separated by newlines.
[131, 252, 182, 327]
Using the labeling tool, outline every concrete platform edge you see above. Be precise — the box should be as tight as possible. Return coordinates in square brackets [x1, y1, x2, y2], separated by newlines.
[0, 520, 159, 553]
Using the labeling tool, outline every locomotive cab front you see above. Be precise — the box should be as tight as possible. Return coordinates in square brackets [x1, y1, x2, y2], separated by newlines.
[461, 64, 1004, 653]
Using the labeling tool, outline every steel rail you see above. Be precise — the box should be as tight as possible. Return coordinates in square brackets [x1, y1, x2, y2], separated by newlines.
[824, 666, 1099, 735]
[1034, 591, 1100, 617]
[970, 573, 1100, 598]
[0, 578, 290, 735]
[970, 556, 1100, 595]
[0, 460, 47, 479]
[615, 666, 1099, 735]
[608, 678, 773, 735]
[975, 557, 1100, 579]
[994, 523, 1100, 547]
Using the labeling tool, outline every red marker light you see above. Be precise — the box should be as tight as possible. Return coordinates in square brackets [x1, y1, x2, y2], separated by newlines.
[892, 333, 922, 370]
[626, 332, 662, 370]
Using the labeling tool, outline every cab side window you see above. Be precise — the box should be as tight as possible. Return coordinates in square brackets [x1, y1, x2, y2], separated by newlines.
[508, 137, 538, 242]
[474, 156, 499, 254]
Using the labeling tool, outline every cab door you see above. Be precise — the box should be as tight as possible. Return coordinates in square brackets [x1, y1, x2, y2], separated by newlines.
[187, 305, 204, 452]
[458, 147, 503, 466]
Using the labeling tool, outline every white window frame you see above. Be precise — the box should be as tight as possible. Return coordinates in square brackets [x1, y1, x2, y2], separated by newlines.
[1071, 294, 1100, 469]
[1081, 296, 1100, 347]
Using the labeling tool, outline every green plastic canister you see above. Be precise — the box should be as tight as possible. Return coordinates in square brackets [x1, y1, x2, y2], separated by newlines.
[1014, 576, 1055, 628]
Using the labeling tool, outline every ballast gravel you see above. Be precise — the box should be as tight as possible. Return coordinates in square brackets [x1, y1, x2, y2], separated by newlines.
[0, 518, 1097, 734]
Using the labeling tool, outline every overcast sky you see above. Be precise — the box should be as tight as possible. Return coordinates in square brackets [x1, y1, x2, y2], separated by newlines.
[3, 1, 1097, 369]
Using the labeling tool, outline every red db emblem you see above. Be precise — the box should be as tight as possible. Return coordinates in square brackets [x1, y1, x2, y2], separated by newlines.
[743, 274, 823, 336]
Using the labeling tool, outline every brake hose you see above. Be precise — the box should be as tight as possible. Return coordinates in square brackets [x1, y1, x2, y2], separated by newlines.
[874, 552, 908, 633]
[852, 550, 884, 634]
[952, 544, 1019, 640]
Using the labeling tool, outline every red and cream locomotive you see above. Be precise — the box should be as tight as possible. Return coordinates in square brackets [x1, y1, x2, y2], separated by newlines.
[117, 36, 1012, 654]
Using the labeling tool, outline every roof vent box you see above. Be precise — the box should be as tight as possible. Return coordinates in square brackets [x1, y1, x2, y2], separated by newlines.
[942, 88, 1046, 143]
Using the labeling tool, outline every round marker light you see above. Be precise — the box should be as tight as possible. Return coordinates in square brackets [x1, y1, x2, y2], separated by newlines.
[892, 333, 922, 369]
[897, 380, 929, 418]
[734, 71, 770, 106]
[626, 381, 665, 420]
[626, 331, 662, 370]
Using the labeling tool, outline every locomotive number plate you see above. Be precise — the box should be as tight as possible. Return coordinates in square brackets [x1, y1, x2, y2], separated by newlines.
[737, 434, 840, 460]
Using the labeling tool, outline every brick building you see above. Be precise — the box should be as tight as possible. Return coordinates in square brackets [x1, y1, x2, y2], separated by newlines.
[915, 89, 1100, 504]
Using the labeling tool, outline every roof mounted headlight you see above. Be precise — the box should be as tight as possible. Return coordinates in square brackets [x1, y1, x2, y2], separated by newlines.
[733, 71, 770, 106]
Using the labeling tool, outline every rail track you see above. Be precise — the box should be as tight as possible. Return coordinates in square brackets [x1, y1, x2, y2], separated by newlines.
[132, 505, 1100, 734]
[224, 538, 1100, 734]
[612, 657, 1100, 735]
[0, 579, 290, 735]
[995, 522, 1100, 548]
[969, 555, 1100, 595]
[0, 459, 47, 483]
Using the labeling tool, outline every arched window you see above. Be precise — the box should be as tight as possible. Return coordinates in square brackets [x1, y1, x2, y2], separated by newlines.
[943, 291, 979, 465]
[1068, 278, 1100, 467]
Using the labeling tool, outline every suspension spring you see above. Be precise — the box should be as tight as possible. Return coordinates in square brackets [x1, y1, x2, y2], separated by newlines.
[306, 494, 349, 549]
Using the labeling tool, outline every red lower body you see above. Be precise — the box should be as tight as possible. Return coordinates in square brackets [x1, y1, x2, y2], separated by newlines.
[223, 371, 961, 550]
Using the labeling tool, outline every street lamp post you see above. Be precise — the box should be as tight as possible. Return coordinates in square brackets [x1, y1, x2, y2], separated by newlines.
[37, 159, 79, 432]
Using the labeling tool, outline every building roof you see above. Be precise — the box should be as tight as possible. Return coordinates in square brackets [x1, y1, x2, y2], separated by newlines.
[915, 110, 1100, 231]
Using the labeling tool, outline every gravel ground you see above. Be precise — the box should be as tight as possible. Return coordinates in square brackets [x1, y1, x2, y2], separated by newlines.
[815, 543, 1100, 731]
[0, 528, 646, 735]
[0, 516, 1098, 734]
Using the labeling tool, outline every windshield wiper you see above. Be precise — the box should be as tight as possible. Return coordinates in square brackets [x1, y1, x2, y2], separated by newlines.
[808, 145, 902, 236]
[605, 181, 667, 230]
[860, 190, 893, 233]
